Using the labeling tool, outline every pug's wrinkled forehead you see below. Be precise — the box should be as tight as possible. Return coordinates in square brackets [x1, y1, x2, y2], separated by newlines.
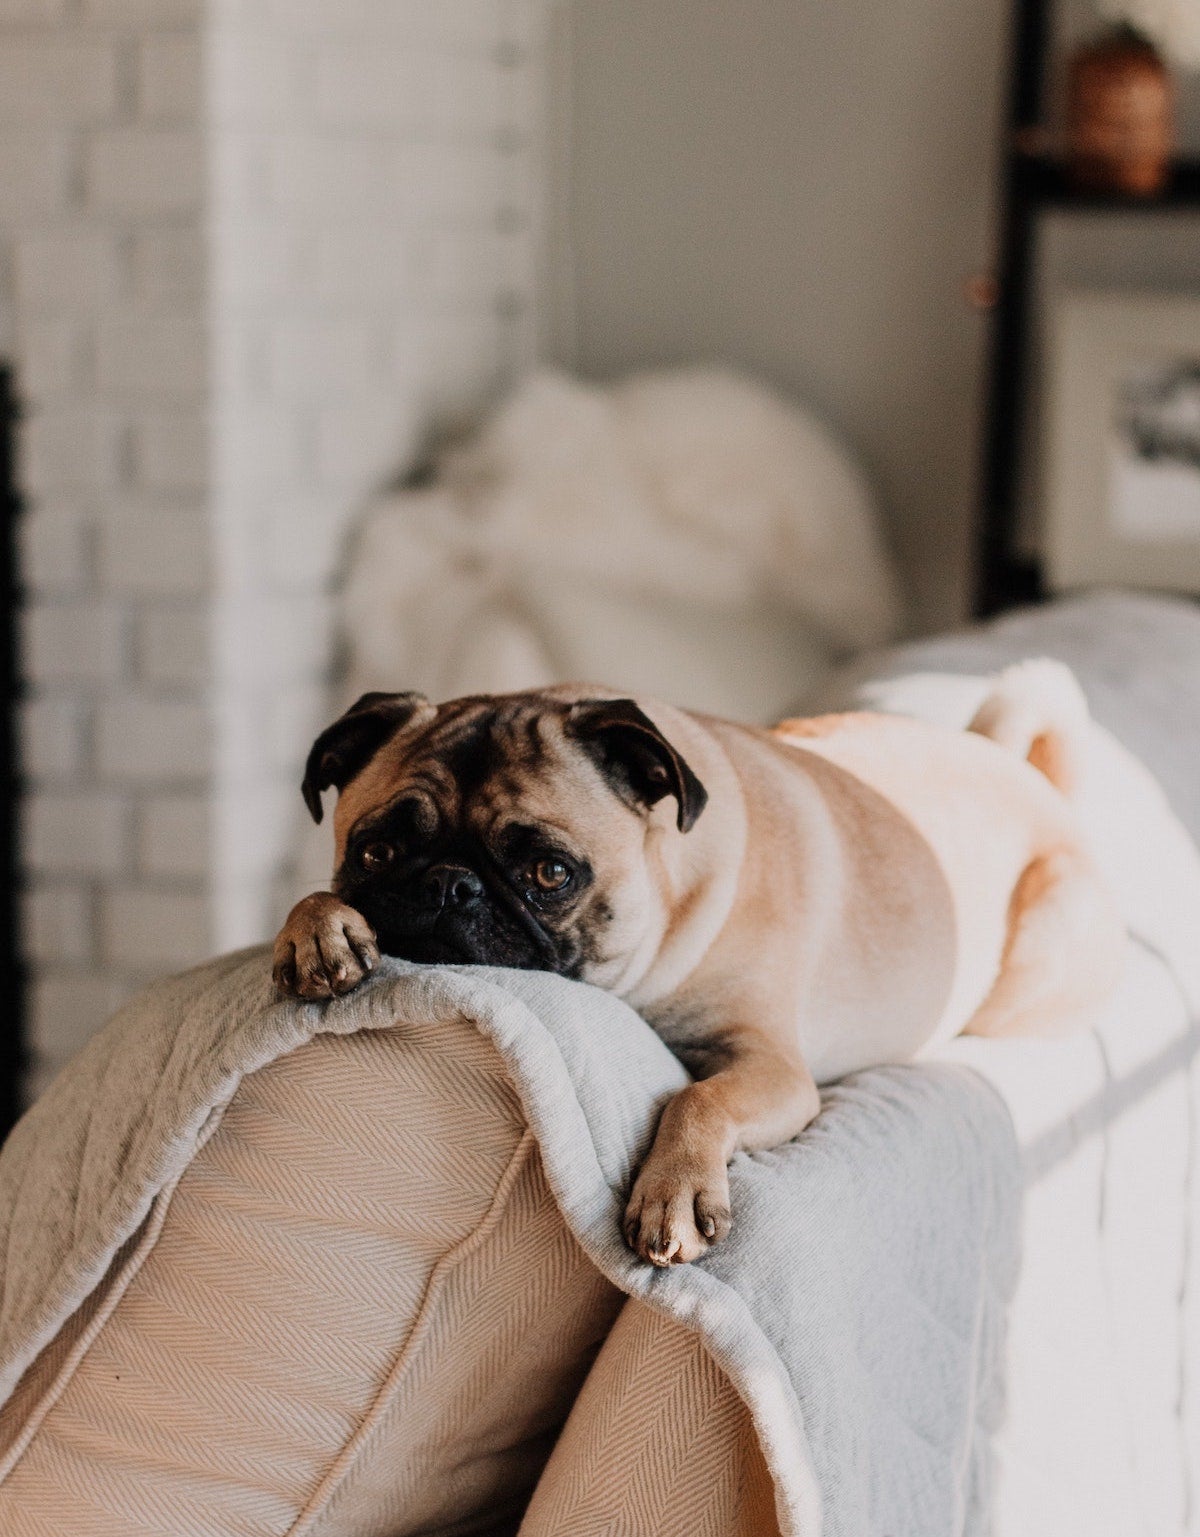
[301, 687, 707, 861]
[328, 692, 602, 855]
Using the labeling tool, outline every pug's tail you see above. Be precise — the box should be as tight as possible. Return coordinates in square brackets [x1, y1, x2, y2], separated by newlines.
[967, 658, 1090, 796]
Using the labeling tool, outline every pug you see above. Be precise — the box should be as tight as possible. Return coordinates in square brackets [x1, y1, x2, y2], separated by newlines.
[273, 666, 1123, 1266]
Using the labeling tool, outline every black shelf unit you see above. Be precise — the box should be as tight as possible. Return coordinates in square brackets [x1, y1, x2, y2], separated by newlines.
[974, 0, 1200, 616]
[0, 366, 23, 1143]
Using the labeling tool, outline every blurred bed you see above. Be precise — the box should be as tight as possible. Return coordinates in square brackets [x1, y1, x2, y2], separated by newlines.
[337, 366, 903, 722]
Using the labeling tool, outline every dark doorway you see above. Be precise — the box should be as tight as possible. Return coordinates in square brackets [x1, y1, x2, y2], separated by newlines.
[0, 366, 25, 1140]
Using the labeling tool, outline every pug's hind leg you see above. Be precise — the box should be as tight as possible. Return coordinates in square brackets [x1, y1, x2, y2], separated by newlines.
[273, 891, 380, 1000]
[963, 850, 1125, 1040]
[624, 1042, 819, 1267]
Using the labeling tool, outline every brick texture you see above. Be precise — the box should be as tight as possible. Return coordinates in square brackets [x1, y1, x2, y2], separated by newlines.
[13, 229, 121, 309]
[19, 506, 90, 592]
[20, 696, 85, 781]
[86, 128, 204, 212]
[0, 134, 71, 214]
[23, 881, 94, 966]
[3, 0, 550, 1095]
[0, 38, 120, 123]
[97, 508, 208, 593]
[24, 791, 131, 877]
[23, 599, 127, 682]
[96, 695, 210, 782]
[137, 793, 209, 878]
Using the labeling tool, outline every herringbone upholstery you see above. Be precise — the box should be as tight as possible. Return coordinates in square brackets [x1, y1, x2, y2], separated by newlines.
[518, 1301, 780, 1537]
[0, 1017, 622, 1536]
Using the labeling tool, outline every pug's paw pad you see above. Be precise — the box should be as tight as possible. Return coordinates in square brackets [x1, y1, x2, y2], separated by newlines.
[624, 1161, 732, 1267]
[273, 893, 379, 1000]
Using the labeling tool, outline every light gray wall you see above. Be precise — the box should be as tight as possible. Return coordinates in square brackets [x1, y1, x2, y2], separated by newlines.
[549, 0, 1012, 628]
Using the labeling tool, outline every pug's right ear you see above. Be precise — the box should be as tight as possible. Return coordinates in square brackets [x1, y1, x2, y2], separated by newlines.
[301, 691, 433, 823]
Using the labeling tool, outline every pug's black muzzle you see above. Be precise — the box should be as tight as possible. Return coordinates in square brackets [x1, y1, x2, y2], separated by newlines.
[337, 858, 561, 971]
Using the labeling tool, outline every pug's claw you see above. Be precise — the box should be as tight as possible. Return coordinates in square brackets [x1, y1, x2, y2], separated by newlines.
[271, 945, 298, 994]
[349, 931, 378, 973]
[649, 1236, 681, 1266]
[624, 1154, 732, 1267]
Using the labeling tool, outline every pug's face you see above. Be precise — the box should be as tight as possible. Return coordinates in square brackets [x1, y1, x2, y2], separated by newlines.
[302, 689, 707, 983]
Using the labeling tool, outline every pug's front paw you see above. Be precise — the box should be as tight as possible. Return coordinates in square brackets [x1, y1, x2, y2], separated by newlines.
[273, 892, 380, 999]
[623, 1153, 732, 1267]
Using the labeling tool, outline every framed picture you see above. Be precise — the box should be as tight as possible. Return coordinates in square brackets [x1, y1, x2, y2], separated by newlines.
[1043, 291, 1200, 594]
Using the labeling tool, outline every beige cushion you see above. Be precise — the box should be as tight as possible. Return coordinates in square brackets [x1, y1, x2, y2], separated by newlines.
[0, 1016, 622, 1536]
[519, 1300, 780, 1537]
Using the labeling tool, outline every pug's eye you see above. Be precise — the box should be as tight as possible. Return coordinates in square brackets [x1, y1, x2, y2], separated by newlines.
[360, 842, 394, 872]
[529, 858, 571, 893]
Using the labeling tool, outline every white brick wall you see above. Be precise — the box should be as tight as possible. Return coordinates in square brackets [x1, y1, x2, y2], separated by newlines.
[0, 134, 72, 213]
[3, 0, 551, 1093]
[95, 695, 210, 782]
[81, 0, 201, 21]
[207, 0, 550, 947]
[19, 505, 89, 590]
[136, 603, 208, 684]
[0, 3, 211, 1085]
[95, 315, 207, 395]
[129, 410, 208, 494]
[13, 229, 122, 308]
[30, 972, 127, 1083]
[85, 128, 204, 211]
[97, 507, 208, 593]
[20, 405, 124, 491]
[23, 882, 93, 966]
[130, 225, 204, 301]
[99, 886, 210, 968]
[136, 793, 208, 877]
[24, 600, 128, 682]
[0, 0, 69, 20]
[0, 38, 120, 122]
[16, 317, 83, 396]
[136, 35, 202, 121]
[20, 697, 84, 780]
[24, 791, 131, 877]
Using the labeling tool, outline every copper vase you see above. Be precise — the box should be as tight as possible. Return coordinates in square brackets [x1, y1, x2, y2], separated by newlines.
[1066, 27, 1174, 196]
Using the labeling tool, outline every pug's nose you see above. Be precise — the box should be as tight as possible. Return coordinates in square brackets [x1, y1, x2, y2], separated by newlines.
[421, 864, 484, 912]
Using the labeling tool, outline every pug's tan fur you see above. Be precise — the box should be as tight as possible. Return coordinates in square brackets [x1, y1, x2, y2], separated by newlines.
[275, 665, 1123, 1266]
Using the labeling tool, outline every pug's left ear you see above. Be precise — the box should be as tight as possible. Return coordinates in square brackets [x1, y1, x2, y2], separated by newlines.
[567, 698, 708, 833]
[301, 691, 433, 823]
